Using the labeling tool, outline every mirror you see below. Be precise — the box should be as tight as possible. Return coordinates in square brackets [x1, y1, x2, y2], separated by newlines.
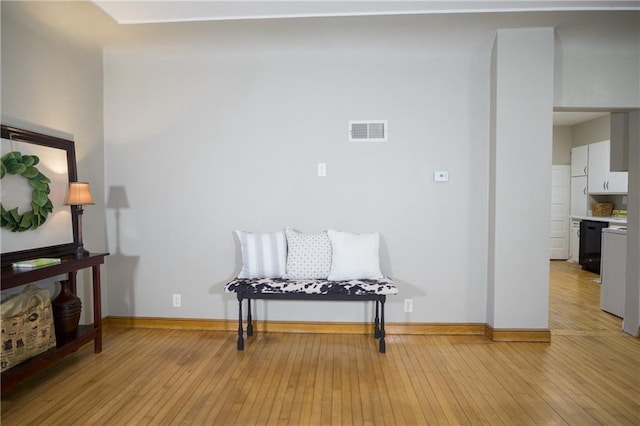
[1, 125, 80, 266]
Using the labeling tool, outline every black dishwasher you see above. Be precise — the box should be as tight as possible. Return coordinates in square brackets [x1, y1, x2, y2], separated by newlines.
[579, 220, 608, 274]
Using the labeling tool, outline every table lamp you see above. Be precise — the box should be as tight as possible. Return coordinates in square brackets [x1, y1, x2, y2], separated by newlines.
[64, 182, 95, 257]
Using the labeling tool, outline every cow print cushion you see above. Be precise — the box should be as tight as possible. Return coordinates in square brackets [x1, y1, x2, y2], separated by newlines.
[225, 277, 398, 296]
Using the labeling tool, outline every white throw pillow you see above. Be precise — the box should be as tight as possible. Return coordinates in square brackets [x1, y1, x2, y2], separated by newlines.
[236, 230, 287, 278]
[327, 230, 383, 281]
[284, 228, 332, 279]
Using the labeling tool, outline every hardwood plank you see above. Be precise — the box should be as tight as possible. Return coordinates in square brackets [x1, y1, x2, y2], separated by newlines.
[330, 335, 346, 426]
[354, 334, 376, 425]
[387, 336, 429, 425]
[400, 336, 451, 425]
[285, 333, 315, 425]
[297, 333, 321, 425]
[346, 333, 363, 425]
[266, 332, 302, 425]
[320, 334, 334, 425]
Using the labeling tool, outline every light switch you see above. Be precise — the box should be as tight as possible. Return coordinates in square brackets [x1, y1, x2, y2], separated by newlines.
[434, 171, 449, 182]
[317, 163, 327, 177]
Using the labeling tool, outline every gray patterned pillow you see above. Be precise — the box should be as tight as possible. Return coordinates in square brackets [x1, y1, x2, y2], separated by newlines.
[284, 228, 332, 279]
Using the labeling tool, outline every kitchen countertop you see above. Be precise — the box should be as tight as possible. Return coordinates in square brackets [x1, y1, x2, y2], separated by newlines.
[602, 227, 627, 235]
[570, 215, 627, 224]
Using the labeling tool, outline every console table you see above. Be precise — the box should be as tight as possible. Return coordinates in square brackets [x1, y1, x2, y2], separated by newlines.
[1, 253, 108, 393]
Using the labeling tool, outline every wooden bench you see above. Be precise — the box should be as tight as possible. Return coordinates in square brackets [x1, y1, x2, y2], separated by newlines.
[225, 277, 398, 353]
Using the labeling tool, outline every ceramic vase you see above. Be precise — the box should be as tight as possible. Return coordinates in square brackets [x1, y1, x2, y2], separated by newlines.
[52, 280, 82, 340]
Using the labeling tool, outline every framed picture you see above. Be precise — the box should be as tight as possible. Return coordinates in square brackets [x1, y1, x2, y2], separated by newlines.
[1, 125, 80, 266]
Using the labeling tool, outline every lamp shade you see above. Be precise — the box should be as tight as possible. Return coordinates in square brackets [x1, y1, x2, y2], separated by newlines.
[64, 182, 95, 206]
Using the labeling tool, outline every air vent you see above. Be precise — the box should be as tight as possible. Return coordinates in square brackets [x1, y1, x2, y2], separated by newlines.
[349, 120, 388, 142]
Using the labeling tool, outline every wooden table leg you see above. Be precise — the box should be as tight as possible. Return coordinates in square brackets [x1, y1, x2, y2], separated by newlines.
[69, 271, 78, 293]
[92, 264, 102, 353]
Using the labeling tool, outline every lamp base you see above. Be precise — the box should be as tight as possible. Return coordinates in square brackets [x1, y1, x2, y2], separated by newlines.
[74, 246, 90, 258]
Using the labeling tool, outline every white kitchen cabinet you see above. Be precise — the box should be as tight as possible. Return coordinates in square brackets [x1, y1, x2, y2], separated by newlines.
[588, 140, 628, 194]
[570, 176, 588, 217]
[571, 145, 588, 177]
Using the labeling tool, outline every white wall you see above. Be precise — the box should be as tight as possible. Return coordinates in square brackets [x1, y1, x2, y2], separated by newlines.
[552, 126, 572, 165]
[104, 15, 492, 323]
[1, 5, 107, 322]
[103, 12, 639, 326]
[572, 115, 611, 147]
[554, 13, 640, 109]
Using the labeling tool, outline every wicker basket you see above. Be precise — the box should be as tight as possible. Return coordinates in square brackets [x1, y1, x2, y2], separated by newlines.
[1, 285, 56, 372]
[592, 203, 614, 217]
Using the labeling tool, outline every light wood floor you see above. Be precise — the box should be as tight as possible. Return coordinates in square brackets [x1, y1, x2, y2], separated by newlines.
[2, 261, 639, 425]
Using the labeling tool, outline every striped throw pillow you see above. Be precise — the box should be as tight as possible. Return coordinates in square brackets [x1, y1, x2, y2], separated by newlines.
[236, 230, 287, 278]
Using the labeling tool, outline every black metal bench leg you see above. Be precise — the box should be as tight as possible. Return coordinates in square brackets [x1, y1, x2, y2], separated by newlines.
[237, 294, 244, 350]
[247, 298, 253, 337]
[374, 300, 381, 338]
[379, 297, 386, 353]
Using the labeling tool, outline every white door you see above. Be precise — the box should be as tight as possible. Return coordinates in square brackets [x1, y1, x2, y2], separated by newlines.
[550, 165, 571, 259]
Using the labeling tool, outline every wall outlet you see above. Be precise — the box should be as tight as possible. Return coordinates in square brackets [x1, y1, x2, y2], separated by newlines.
[404, 298, 413, 313]
[317, 162, 327, 177]
[172, 294, 181, 308]
[434, 171, 449, 182]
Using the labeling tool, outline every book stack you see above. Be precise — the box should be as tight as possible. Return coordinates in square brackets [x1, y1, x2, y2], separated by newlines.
[12, 258, 61, 269]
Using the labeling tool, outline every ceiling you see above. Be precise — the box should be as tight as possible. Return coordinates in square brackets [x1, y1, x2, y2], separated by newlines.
[93, 1, 640, 24]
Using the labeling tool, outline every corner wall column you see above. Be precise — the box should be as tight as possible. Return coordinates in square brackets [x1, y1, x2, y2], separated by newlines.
[623, 110, 640, 336]
[487, 27, 555, 333]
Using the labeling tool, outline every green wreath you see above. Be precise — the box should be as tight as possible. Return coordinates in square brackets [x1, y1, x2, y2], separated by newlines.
[0, 151, 53, 232]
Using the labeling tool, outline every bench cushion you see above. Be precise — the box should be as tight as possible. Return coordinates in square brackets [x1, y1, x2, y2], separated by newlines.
[225, 277, 398, 296]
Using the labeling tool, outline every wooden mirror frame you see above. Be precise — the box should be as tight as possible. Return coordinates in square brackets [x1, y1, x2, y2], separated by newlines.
[1, 125, 80, 266]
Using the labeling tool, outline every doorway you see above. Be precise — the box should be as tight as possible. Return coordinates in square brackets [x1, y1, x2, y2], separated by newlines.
[550, 165, 570, 259]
